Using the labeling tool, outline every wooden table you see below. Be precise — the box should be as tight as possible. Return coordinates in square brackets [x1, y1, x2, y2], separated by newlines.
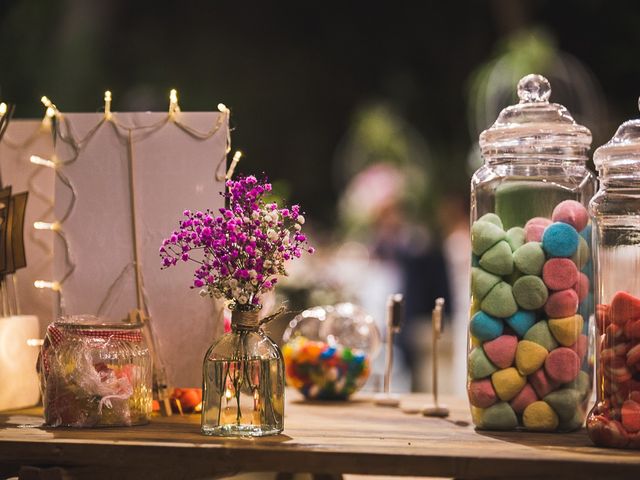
[1, 392, 639, 480]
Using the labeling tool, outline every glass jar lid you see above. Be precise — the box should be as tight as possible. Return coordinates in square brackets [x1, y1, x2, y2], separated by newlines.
[593, 98, 640, 169]
[479, 74, 592, 161]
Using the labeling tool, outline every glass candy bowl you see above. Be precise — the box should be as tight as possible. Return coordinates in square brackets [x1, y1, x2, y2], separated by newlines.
[282, 303, 381, 400]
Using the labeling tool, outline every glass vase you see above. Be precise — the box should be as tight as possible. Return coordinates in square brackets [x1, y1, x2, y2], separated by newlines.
[201, 307, 285, 436]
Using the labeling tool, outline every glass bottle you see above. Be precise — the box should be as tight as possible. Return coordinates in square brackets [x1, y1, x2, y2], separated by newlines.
[38, 315, 152, 428]
[201, 307, 285, 436]
[468, 74, 595, 431]
[587, 98, 640, 448]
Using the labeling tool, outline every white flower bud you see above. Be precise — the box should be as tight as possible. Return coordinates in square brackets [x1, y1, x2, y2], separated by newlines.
[297, 215, 305, 224]
[294, 223, 302, 231]
[267, 228, 277, 240]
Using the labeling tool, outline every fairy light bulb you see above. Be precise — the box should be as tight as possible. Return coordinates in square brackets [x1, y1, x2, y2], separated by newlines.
[34, 280, 61, 291]
[169, 89, 180, 116]
[30, 155, 57, 169]
[33, 221, 61, 231]
[104, 90, 112, 119]
[0, 103, 7, 116]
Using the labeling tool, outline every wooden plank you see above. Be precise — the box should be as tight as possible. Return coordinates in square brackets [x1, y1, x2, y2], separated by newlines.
[0, 393, 638, 479]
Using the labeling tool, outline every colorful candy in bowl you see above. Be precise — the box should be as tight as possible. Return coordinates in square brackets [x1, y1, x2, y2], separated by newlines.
[282, 303, 381, 400]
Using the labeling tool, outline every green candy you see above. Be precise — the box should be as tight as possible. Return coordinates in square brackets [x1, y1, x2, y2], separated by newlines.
[558, 408, 585, 432]
[513, 242, 545, 276]
[564, 370, 590, 398]
[481, 282, 518, 318]
[479, 402, 518, 430]
[523, 320, 559, 351]
[571, 235, 590, 270]
[478, 213, 503, 229]
[471, 267, 501, 300]
[504, 269, 524, 286]
[544, 388, 582, 422]
[479, 240, 514, 276]
[506, 227, 526, 252]
[512, 275, 548, 310]
[469, 347, 497, 379]
[471, 221, 505, 256]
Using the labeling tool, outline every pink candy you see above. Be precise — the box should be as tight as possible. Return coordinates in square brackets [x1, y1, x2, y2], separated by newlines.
[542, 258, 579, 291]
[545, 347, 581, 384]
[468, 379, 498, 408]
[509, 383, 538, 414]
[524, 217, 552, 243]
[544, 289, 579, 318]
[483, 335, 517, 369]
[552, 200, 589, 232]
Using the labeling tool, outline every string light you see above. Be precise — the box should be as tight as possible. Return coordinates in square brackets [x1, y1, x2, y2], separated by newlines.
[226, 150, 242, 180]
[0, 103, 7, 116]
[33, 221, 61, 231]
[34, 280, 61, 291]
[29, 155, 57, 169]
[41, 96, 58, 118]
[217, 103, 229, 113]
[169, 89, 180, 116]
[26, 339, 44, 347]
[104, 91, 112, 120]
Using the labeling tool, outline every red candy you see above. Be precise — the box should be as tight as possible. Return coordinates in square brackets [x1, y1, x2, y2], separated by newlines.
[570, 334, 588, 360]
[621, 400, 640, 433]
[627, 343, 640, 367]
[552, 200, 589, 232]
[529, 368, 560, 398]
[545, 347, 580, 384]
[468, 379, 498, 408]
[596, 303, 611, 332]
[573, 272, 590, 302]
[544, 289, 579, 318]
[610, 291, 640, 325]
[483, 335, 517, 369]
[624, 319, 640, 340]
[543, 258, 579, 291]
[509, 383, 538, 414]
[588, 415, 629, 448]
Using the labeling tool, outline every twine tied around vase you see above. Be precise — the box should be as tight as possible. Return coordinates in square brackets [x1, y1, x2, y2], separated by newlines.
[231, 305, 290, 331]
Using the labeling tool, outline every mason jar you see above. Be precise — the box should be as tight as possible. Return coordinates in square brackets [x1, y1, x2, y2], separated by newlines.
[468, 74, 595, 431]
[38, 315, 152, 427]
[587, 98, 640, 448]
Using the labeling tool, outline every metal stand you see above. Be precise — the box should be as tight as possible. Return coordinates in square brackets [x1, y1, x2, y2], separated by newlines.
[422, 297, 450, 418]
[374, 293, 404, 407]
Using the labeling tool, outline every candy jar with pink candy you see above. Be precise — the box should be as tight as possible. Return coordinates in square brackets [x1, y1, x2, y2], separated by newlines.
[468, 74, 595, 432]
[587, 97, 640, 448]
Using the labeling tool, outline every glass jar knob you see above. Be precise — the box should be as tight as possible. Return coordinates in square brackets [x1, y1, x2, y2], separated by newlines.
[517, 74, 551, 103]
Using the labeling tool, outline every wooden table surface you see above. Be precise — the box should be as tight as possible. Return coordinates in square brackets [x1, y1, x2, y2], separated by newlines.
[1, 392, 639, 480]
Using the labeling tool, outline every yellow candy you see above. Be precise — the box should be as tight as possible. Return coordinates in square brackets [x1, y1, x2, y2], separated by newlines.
[515, 340, 548, 375]
[491, 367, 526, 401]
[470, 406, 485, 427]
[549, 314, 584, 347]
[470, 297, 481, 317]
[522, 400, 559, 431]
[471, 334, 482, 348]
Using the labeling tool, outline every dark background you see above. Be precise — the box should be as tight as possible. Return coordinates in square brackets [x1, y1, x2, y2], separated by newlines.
[1, 0, 639, 228]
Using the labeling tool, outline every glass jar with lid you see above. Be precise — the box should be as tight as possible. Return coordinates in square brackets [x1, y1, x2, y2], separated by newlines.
[38, 315, 152, 427]
[587, 98, 640, 448]
[468, 74, 595, 431]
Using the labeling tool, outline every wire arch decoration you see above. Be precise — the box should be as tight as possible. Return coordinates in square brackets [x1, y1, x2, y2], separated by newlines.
[30, 90, 235, 318]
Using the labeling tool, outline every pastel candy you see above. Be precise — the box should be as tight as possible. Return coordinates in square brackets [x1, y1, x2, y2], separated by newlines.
[542, 258, 578, 291]
[621, 400, 640, 433]
[545, 347, 580, 384]
[552, 200, 589, 232]
[510, 383, 538, 414]
[542, 222, 579, 258]
[468, 379, 498, 408]
[483, 335, 517, 369]
[469, 347, 497, 379]
[479, 402, 518, 430]
[523, 401, 559, 431]
[559, 408, 585, 432]
[544, 388, 581, 422]
[513, 242, 545, 276]
[506, 227, 526, 252]
[524, 217, 552, 243]
[529, 368, 560, 398]
[544, 289, 579, 318]
[573, 272, 590, 302]
[491, 367, 526, 401]
[470, 311, 504, 341]
[515, 340, 548, 375]
[471, 221, 505, 256]
[610, 291, 640, 325]
[549, 314, 584, 347]
[481, 282, 518, 318]
[564, 370, 590, 398]
[513, 275, 548, 310]
[571, 235, 590, 270]
[478, 213, 503, 229]
[479, 240, 514, 276]
[524, 320, 559, 351]
[471, 267, 501, 300]
[505, 310, 536, 337]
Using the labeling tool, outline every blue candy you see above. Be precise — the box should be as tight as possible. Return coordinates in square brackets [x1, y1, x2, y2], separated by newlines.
[320, 346, 336, 359]
[505, 310, 536, 337]
[542, 222, 579, 258]
[470, 311, 504, 341]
